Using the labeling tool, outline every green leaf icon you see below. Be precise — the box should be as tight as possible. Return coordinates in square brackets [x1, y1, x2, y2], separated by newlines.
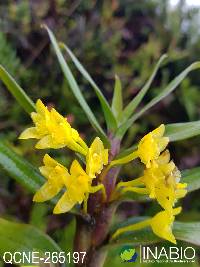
[120, 248, 135, 261]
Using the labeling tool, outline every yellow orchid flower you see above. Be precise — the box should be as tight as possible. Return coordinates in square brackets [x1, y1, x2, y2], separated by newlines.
[117, 150, 174, 196]
[53, 160, 91, 214]
[146, 152, 187, 210]
[33, 154, 106, 214]
[137, 124, 169, 168]
[33, 154, 69, 202]
[110, 124, 169, 168]
[86, 137, 108, 178]
[54, 159, 106, 214]
[154, 166, 187, 211]
[117, 150, 187, 211]
[112, 207, 181, 244]
[140, 151, 176, 198]
[19, 99, 88, 155]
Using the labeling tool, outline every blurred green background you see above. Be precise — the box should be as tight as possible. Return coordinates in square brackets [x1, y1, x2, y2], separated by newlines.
[0, 0, 200, 266]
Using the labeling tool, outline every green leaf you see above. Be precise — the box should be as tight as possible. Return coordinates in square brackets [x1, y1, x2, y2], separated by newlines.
[0, 217, 62, 264]
[109, 217, 200, 247]
[58, 218, 76, 252]
[44, 25, 109, 146]
[0, 139, 44, 193]
[117, 61, 200, 139]
[30, 203, 49, 231]
[0, 65, 35, 113]
[182, 167, 200, 192]
[173, 221, 200, 246]
[111, 75, 123, 121]
[60, 43, 117, 132]
[165, 121, 200, 141]
[120, 54, 167, 123]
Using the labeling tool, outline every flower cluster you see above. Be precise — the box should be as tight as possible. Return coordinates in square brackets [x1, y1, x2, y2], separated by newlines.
[112, 125, 187, 244]
[20, 102, 187, 244]
[19, 100, 108, 213]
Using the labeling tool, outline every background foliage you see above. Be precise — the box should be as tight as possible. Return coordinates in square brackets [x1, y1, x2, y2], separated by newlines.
[0, 0, 200, 266]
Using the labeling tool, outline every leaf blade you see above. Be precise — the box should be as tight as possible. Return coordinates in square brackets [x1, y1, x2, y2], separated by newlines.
[117, 61, 200, 139]
[173, 221, 200, 246]
[165, 121, 200, 141]
[120, 54, 167, 123]
[0, 218, 63, 263]
[182, 167, 200, 192]
[111, 75, 123, 121]
[0, 139, 44, 193]
[0, 65, 35, 113]
[44, 25, 109, 146]
[60, 43, 117, 131]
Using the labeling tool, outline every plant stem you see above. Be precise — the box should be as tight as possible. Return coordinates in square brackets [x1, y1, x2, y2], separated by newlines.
[84, 248, 108, 267]
[74, 136, 121, 267]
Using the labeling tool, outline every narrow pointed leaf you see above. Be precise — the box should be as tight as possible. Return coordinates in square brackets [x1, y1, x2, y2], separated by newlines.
[60, 43, 117, 131]
[173, 221, 200, 246]
[120, 54, 167, 123]
[182, 167, 200, 192]
[44, 25, 109, 146]
[0, 139, 44, 193]
[109, 217, 200, 247]
[117, 62, 200, 139]
[0, 218, 63, 264]
[111, 75, 123, 121]
[0, 65, 35, 113]
[165, 121, 200, 141]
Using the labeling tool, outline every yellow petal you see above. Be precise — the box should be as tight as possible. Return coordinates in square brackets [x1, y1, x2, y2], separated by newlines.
[35, 135, 53, 149]
[176, 189, 187, 199]
[158, 137, 169, 152]
[70, 160, 85, 177]
[36, 99, 47, 115]
[156, 150, 170, 164]
[173, 206, 182, 215]
[50, 108, 65, 122]
[19, 127, 39, 139]
[43, 154, 58, 167]
[86, 137, 108, 178]
[177, 183, 187, 189]
[71, 128, 79, 141]
[33, 181, 62, 202]
[53, 192, 76, 214]
[39, 166, 52, 178]
[31, 112, 40, 124]
[150, 209, 177, 244]
[137, 124, 169, 167]
[155, 184, 175, 210]
[152, 124, 165, 138]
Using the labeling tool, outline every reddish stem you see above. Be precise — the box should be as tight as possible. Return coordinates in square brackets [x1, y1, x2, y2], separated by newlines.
[74, 136, 121, 267]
